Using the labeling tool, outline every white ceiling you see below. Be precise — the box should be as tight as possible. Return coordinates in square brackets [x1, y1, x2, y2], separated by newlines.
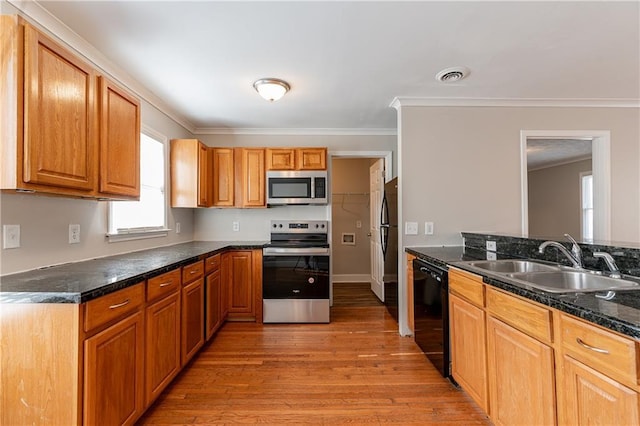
[24, 1, 640, 133]
[527, 139, 592, 170]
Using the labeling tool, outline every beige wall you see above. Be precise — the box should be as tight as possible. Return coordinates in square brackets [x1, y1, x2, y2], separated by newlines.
[331, 158, 372, 276]
[193, 134, 396, 241]
[0, 100, 196, 275]
[528, 159, 592, 238]
[400, 106, 640, 247]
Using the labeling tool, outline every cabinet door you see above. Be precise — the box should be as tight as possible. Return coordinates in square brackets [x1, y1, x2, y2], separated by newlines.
[181, 278, 204, 365]
[237, 148, 265, 207]
[212, 148, 234, 206]
[98, 76, 140, 199]
[84, 311, 144, 426]
[487, 316, 556, 426]
[266, 148, 296, 170]
[23, 23, 97, 192]
[227, 251, 254, 317]
[563, 355, 639, 425]
[205, 270, 222, 341]
[449, 293, 488, 412]
[145, 292, 181, 406]
[297, 148, 326, 170]
[198, 143, 210, 206]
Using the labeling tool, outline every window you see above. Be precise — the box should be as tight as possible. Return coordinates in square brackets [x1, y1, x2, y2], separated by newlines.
[108, 128, 168, 241]
[580, 172, 593, 240]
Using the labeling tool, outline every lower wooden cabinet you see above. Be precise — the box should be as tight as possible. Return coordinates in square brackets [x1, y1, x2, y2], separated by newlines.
[562, 355, 639, 425]
[181, 278, 205, 365]
[83, 310, 145, 426]
[486, 316, 556, 426]
[145, 291, 181, 405]
[449, 292, 488, 412]
[224, 249, 263, 322]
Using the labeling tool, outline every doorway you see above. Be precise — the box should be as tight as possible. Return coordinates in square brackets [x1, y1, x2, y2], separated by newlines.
[330, 151, 393, 306]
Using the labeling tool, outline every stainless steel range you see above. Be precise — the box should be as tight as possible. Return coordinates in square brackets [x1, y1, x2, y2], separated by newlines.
[262, 220, 330, 323]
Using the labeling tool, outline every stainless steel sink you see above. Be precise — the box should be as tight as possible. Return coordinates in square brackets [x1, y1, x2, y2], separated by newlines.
[464, 259, 560, 273]
[506, 270, 640, 293]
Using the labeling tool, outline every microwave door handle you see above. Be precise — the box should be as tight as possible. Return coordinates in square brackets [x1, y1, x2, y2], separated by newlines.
[311, 178, 315, 199]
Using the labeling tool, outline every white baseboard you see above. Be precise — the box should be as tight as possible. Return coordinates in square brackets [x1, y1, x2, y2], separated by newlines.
[332, 274, 372, 283]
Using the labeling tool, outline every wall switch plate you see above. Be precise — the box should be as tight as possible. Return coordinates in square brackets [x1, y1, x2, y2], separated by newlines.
[356, 220, 362, 229]
[425, 222, 434, 235]
[405, 221, 418, 235]
[486, 240, 497, 251]
[176, 222, 181, 234]
[487, 251, 497, 261]
[232, 221, 240, 232]
[3, 225, 20, 249]
[69, 224, 80, 244]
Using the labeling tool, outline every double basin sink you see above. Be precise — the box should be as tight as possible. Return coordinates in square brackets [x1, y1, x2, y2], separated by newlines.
[458, 259, 640, 293]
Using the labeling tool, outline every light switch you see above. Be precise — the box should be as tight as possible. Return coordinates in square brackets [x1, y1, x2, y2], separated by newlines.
[3, 225, 20, 249]
[405, 222, 418, 235]
[232, 221, 240, 232]
[486, 240, 497, 251]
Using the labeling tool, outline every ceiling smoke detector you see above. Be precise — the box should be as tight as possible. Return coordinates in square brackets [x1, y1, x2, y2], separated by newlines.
[435, 66, 470, 83]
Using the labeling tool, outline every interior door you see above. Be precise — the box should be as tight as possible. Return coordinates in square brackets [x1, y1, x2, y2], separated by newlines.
[369, 159, 384, 301]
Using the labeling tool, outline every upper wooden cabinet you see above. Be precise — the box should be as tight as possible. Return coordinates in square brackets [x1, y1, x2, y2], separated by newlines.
[266, 148, 296, 170]
[235, 148, 265, 208]
[297, 148, 327, 170]
[98, 76, 141, 199]
[170, 139, 211, 208]
[211, 147, 235, 207]
[266, 147, 327, 170]
[0, 17, 140, 200]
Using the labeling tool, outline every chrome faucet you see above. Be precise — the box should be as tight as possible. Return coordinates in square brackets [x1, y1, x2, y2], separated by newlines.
[594, 252, 622, 278]
[538, 233, 583, 269]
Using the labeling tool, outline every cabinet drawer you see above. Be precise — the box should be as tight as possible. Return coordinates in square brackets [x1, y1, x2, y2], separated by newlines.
[449, 268, 485, 307]
[84, 283, 144, 332]
[486, 287, 553, 344]
[147, 269, 181, 302]
[205, 253, 221, 274]
[182, 260, 204, 284]
[561, 313, 639, 388]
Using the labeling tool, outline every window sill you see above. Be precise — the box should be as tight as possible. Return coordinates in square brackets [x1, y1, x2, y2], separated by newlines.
[106, 228, 170, 243]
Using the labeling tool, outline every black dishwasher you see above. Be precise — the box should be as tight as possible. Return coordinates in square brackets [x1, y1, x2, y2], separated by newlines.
[413, 258, 451, 379]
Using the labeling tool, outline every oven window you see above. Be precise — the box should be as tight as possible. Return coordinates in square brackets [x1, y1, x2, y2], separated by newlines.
[263, 255, 330, 299]
[269, 178, 311, 198]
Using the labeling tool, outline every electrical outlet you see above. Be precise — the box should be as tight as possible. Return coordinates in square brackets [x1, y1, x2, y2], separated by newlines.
[232, 221, 240, 232]
[487, 251, 497, 261]
[176, 222, 181, 234]
[69, 224, 80, 244]
[425, 222, 434, 235]
[356, 220, 362, 229]
[3, 225, 20, 249]
[404, 221, 418, 235]
[486, 240, 497, 251]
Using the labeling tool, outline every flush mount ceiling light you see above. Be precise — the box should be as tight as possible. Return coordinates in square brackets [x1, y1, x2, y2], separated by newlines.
[253, 78, 290, 102]
[435, 66, 470, 83]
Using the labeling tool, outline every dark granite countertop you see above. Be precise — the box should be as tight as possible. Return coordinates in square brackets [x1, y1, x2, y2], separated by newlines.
[406, 246, 640, 340]
[0, 241, 267, 304]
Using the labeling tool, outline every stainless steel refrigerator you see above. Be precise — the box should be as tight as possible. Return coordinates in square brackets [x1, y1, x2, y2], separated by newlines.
[380, 177, 398, 322]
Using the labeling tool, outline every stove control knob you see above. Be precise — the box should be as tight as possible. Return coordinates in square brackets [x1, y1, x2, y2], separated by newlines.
[278, 224, 283, 228]
[321, 224, 325, 228]
[272, 224, 277, 228]
[315, 224, 319, 228]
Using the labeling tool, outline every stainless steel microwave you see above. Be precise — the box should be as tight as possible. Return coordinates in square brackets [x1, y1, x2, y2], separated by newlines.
[266, 170, 328, 205]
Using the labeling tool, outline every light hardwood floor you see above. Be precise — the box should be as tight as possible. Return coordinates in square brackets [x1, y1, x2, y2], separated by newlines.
[138, 287, 489, 425]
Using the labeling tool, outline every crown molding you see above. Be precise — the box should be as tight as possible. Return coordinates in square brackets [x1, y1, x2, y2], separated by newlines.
[194, 127, 397, 136]
[9, 0, 197, 133]
[390, 96, 640, 109]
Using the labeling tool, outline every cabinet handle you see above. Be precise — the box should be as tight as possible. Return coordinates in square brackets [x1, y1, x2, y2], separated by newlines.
[190, 270, 197, 274]
[109, 299, 131, 310]
[159, 282, 172, 287]
[576, 338, 609, 354]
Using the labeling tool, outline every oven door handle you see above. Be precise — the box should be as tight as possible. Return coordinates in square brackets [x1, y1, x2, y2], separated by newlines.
[263, 247, 330, 256]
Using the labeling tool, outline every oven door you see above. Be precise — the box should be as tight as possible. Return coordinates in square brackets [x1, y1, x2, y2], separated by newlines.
[262, 249, 330, 299]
